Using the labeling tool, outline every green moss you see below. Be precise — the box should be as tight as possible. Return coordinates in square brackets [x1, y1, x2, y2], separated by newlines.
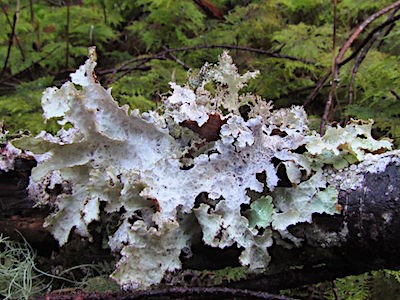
[81, 276, 120, 293]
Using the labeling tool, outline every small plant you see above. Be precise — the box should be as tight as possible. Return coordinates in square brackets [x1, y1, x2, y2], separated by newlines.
[0, 235, 45, 300]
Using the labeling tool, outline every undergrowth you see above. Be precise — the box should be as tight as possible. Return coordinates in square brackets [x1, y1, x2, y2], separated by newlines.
[0, 234, 46, 299]
[0, 234, 116, 299]
[281, 269, 400, 300]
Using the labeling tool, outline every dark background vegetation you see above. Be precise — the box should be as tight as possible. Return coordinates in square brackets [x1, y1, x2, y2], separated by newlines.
[1, 0, 400, 143]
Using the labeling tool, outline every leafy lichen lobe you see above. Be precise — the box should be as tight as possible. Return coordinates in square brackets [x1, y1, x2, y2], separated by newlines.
[11, 48, 396, 290]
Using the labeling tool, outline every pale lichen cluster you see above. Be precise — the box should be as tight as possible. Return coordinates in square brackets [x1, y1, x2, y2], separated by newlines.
[10, 48, 395, 290]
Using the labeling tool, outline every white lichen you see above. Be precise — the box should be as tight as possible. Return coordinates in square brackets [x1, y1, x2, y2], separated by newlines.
[10, 48, 397, 290]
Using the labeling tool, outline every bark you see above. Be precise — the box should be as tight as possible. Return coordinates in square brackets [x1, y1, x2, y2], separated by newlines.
[231, 162, 400, 291]
[1, 150, 400, 292]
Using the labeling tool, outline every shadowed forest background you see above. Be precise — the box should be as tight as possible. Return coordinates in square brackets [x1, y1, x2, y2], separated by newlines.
[1, 0, 400, 299]
[1, 0, 400, 144]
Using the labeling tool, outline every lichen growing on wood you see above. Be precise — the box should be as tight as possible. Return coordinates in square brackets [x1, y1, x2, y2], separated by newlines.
[11, 48, 395, 290]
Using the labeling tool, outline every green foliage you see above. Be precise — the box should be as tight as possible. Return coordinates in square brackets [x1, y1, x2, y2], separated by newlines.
[345, 51, 400, 144]
[125, 0, 206, 50]
[0, 77, 60, 135]
[199, 267, 248, 285]
[81, 276, 120, 293]
[111, 60, 187, 111]
[281, 270, 400, 300]
[1, 0, 399, 146]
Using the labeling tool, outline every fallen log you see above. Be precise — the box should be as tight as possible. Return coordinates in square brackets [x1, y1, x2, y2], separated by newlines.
[1, 148, 400, 293]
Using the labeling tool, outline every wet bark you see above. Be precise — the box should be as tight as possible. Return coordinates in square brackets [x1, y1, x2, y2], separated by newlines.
[1, 152, 400, 293]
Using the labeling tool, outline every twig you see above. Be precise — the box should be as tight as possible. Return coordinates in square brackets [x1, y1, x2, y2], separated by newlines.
[319, 0, 338, 135]
[100, 0, 107, 24]
[390, 90, 400, 101]
[331, 280, 340, 300]
[29, 0, 34, 23]
[121, 286, 299, 300]
[377, 8, 400, 50]
[339, 13, 400, 67]
[347, 40, 371, 108]
[112, 62, 153, 83]
[305, 12, 400, 108]
[1, 3, 25, 63]
[1, 0, 21, 78]
[163, 44, 314, 64]
[163, 46, 191, 70]
[320, 0, 400, 134]
[304, 70, 332, 107]
[336, 1, 400, 68]
[101, 54, 166, 85]
[65, 0, 71, 69]
[0, 46, 60, 85]
[29, 0, 42, 52]
[347, 10, 400, 110]
[102, 44, 314, 85]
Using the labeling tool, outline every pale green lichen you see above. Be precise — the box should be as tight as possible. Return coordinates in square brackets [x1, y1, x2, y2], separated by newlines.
[11, 48, 396, 290]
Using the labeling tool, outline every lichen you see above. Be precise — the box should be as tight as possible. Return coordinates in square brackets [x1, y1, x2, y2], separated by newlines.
[324, 151, 400, 191]
[0, 123, 22, 172]
[11, 48, 397, 290]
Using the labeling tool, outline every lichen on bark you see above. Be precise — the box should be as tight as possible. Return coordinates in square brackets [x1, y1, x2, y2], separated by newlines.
[10, 48, 395, 290]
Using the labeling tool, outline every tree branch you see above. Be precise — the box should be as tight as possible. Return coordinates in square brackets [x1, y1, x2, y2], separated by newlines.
[100, 44, 314, 85]
[304, 69, 332, 107]
[317, 1, 400, 134]
[390, 89, 400, 101]
[2, 146, 400, 295]
[347, 10, 400, 113]
[338, 12, 400, 68]
[161, 44, 315, 64]
[0, 47, 60, 87]
[1, 0, 21, 78]
[163, 46, 191, 70]
[65, 0, 71, 69]
[319, 0, 339, 135]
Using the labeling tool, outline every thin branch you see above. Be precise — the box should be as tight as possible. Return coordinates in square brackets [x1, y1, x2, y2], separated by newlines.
[29, 0, 34, 23]
[1, 0, 20, 78]
[163, 46, 191, 70]
[163, 44, 315, 64]
[304, 70, 332, 107]
[339, 13, 400, 67]
[101, 44, 314, 85]
[0, 46, 60, 85]
[332, 280, 340, 300]
[377, 8, 400, 51]
[305, 12, 400, 108]
[119, 286, 299, 300]
[0, 3, 25, 62]
[100, 0, 107, 24]
[101, 55, 166, 85]
[65, 0, 71, 69]
[113, 62, 152, 82]
[29, 0, 42, 52]
[335, 1, 400, 67]
[347, 11, 400, 111]
[319, 0, 338, 135]
[390, 90, 400, 101]
[320, 0, 400, 134]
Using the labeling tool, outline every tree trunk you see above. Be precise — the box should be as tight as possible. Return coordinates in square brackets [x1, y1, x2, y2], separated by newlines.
[1, 149, 400, 293]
